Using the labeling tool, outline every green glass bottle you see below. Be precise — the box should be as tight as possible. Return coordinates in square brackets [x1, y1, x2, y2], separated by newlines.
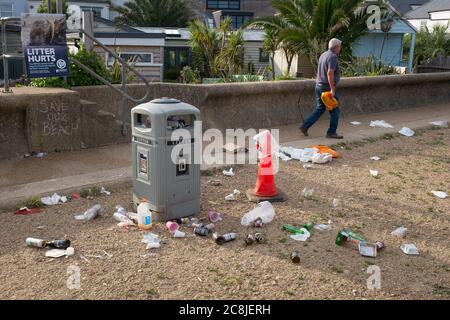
[282, 224, 305, 234]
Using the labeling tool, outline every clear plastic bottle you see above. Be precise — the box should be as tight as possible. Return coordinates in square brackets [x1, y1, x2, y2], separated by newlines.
[137, 202, 153, 230]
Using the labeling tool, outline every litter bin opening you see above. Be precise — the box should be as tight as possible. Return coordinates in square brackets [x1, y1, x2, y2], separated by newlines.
[167, 114, 196, 130]
[135, 113, 152, 129]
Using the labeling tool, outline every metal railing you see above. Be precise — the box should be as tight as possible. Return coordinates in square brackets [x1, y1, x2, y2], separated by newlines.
[1, 14, 152, 135]
[1, 16, 22, 93]
[71, 28, 152, 134]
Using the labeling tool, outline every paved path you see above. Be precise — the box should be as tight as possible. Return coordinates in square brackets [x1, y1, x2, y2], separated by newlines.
[0, 104, 448, 209]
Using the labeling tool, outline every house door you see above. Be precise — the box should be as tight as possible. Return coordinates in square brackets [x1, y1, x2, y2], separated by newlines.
[164, 47, 190, 81]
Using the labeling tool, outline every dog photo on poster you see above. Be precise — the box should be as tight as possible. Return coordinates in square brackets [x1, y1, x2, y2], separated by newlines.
[21, 13, 69, 78]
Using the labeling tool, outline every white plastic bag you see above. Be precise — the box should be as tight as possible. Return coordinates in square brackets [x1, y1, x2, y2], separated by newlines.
[398, 127, 414, 137]
[142, 233, 161, 249]
[431, 190, 448, 199]
[370, 170, 379, 177]
[370, 156, 381, 161]
[290, 228, 310, 241]
[430, 120, 447, 127]
[391, 227, 407, 237]
[370, 120, 393, 128]
[312, 153, 332, 164]
[41, 193, 62, 206]
[222, 168, 235, 176]
[241, 201, 275, 226]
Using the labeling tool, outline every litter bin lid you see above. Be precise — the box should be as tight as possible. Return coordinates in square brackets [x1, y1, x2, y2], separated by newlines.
[151, 97, 180, 104]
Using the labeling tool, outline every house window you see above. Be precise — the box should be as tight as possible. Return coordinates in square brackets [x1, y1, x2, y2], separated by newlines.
[222, 14, 252, 29]
[207, 1, 240, 10]
[259, 48, 269, 62]
[108, 52, 153, 66]
[0, 3, 13, 17]
[80, 6, 103, 18]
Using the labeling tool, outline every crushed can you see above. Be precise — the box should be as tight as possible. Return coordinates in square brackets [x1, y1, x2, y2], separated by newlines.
[291, 251, 300, 263]
[375, 241, 385, 250]
[255, 233, 265, 243]
[253, 218, 264, 228]
[245, 234, 255, 245]
[214, 232, 237, 245]
[26, 237, 46, 248]
[194, 226, 209, 236]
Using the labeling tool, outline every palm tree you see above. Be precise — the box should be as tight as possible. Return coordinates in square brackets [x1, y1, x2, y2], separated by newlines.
[113, 0, 190, 27]
[413, 24, 450, 66]
[262, 27, 280, 80]
[247, 0, 383, 71]
[37, 0, 68, 13]
[188, 18, 244, 80]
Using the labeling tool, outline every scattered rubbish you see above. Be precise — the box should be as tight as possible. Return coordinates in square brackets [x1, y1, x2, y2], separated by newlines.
[358, 242, 378, 258]
[332, 198, 340, 208]
[45, 247, 75, 258]
[84, 250, 113, 259]
[431, 190, 448, 199]
[204, 223, 215, 231]
[275, 151, 291, 161]
[290, 229, 310, 241]
[35, 152, 47, 158]
[166, 221, 179, 233]
[280, 146, 334, 164]
[314, 224, 332, 231]
[41, 193, 65, 206]
[225, 189, 241, 201]
[370, 170, 379, 177]
[398, 127, 415, 137]
[173, 230, 186, 238]
[291, 251, 300, 263]
[26, 237, 46, 248]
[253, 218, 264, 228]
[369, 120, 393, 128]
[370, 156, 381, 161]
[302, 164, 314, 170]
[254, 233, 265, 243]
[208, 211, 222, 223]
[207, 179, 222, 186]
[213, 232, 237, 245]
[335, 229, 366, 245]
[100, 186, 111, 196]
[241, 201, 275, 227]
[391, 227, 408, 237]
[194, 226, 210, 236]
[71, 192, 81, 200]
[26, 237, 71, 249]
[309, 145, 339, 158]
[245, 234, 255, 245]
[137, 202, 153, 230]
[223, 142, 248, 154]
[401, 244, 419, 255]
[142, 233, 161, 249]
[350, 121, 362, 125]
[430, 120, 447, 127]
[302, 187, 314, 198]
[113, 205, 136, 227]
[74, 204, 101, 222]
[222, 168, 235, 176]
[15, 207, 41, 215]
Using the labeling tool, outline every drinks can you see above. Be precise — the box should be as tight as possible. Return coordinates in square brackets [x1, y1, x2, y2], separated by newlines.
[253, 218, 264, 228]
[215, 233, 237, 245]
[335, 230, 347, 245]
[204, 223, 215, 231]
[255, 233, 265, 243]
[26, 237, 46, 248]
[245, 234, 255, 245]
[375, 241, 385, 250]
[291, 251, 300, 263]
[194, 227, 209, 236]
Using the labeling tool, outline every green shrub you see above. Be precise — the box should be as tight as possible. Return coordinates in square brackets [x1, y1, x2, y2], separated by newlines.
[341, 56, 397, 77]
[25, 195, 41, 208]
[180, 66, 200, 84]
[30, 47, 111, 88]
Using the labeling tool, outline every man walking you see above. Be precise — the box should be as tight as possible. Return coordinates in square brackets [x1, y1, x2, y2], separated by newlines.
[300, 38, 343, 139]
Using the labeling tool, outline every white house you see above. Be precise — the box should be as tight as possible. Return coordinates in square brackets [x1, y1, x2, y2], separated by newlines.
[406, 0, 450, 32]
[28, 0, 114, 19]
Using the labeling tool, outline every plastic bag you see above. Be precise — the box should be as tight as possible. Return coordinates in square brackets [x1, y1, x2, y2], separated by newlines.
[41, 193, 63, 206]
[74, 204, 101, 221]
[398, 127, 414, 137]
[369, 120, 393, 128]
[431, 190, 448, 199]
[290, 228, 310, 241]
[241, 201, 275, 226]
[142, 233, 161, 249]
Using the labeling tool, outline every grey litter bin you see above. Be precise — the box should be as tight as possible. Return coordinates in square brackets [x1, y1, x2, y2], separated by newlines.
[131, 97, 201, 222]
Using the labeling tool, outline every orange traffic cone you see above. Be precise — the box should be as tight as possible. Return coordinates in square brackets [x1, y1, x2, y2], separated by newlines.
[254, 130, 277, 197]
[246, 130, 287, 203]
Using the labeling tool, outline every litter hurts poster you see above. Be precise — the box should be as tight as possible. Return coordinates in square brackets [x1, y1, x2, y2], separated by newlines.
[21, 13, 69, 78]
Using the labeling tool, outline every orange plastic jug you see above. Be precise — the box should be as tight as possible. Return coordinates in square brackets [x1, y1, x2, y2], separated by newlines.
[321, 91, 338, 111]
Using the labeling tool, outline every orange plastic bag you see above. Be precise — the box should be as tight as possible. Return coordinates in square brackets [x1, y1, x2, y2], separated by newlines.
[308, 145, 339, 158]
[321, 91, 338, 111]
